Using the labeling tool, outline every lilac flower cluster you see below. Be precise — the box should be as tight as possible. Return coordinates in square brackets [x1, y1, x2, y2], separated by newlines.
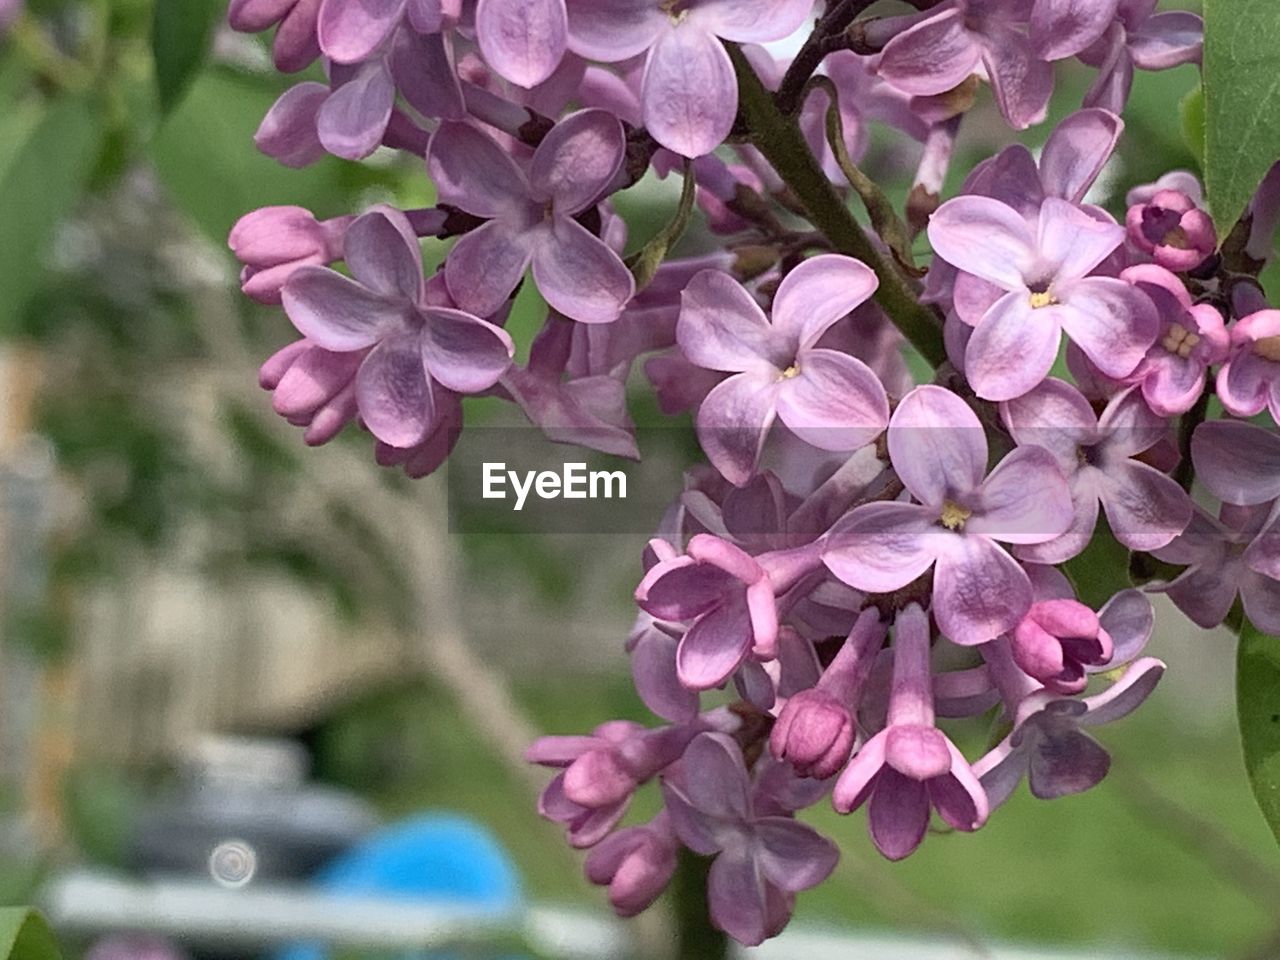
[225, 0, 1280, 945]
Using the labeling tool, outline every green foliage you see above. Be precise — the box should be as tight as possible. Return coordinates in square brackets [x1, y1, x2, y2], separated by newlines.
[1203, 0, 1280, 236]
[1238, 620, 1280, 846]
[0, 98, 103, 335]
[1179, 83, 1205, 167]
[0, 910, 60, 960]
[151, 0, 225, 114]
[1061, 518, 1131, 609]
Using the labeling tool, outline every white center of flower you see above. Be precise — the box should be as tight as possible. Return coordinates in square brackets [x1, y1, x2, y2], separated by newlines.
[1161, 322, 1200, 359]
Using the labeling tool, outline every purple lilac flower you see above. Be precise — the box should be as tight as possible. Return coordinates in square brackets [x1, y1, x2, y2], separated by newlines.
[1117, 264, 1228, 416]
[316, 0, 458, 64]
[770, 607, 886, 780]
[975, 642, 1165, 809]
[662, 732, 838, 945]
[677, 255, 889, 486]
[428, 110, 635, 323]
[635, 533, 824, 689]
[229, 206, 353, 304]
[1001, 379, 1191, 561]
[1216, 310, 1280, 423]
[929, 195, 1158, 401]
[228, 0, 322, 72]
[1192, 419, 1280, 507]
[876, 0, 1054, 130]
[530, 719, 703, 848]
[1150, 501, 1280, 634]
[1125, 188, 1216, 271]
[824, 385, 1072, 646]
[1079, 0, 1202, 114]
[584, 812, 679, 917]
[832, 604, 988, 860]
[280, 206, 513, 448]
[562, 0, 816, 157]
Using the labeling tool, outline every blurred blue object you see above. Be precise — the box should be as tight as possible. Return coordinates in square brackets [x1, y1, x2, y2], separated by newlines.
[273, 813, 523, 960]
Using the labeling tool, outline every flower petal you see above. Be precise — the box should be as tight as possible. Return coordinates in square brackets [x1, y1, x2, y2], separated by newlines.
[933, 534, 1032, 645]
[981, 21, 1054, 129]
[419, 307, 514, 393]
[677, 270, 780, 373]
[927, 195, 1037, 291]
[532, 218, 635, 323]
[255, 82, 329, 168]
[1030, 0, 1120, 61]
[1191, 419, 1280, 505]
[355, 332, 436, 447]
[1097, 460, 1191, 552]
[427, 120, 531, 218]
[316, 60, 395, 161]
[823, 501, 942, 593]
[1000, 376, 1098, 470]
[770, 254, 879, 347]
[965, 292, 1063, 401]
[868, 768, 930, 860]
[1128, 11, 1202, 70]
[282, 266, 406, 350]
[642, 22, 737, 158]
[888, 384, 987, 505]
[317, 0, 406, 63]
[878, 8, 981, 96]
[475, 0, 568, 88]
[443, 220, 534, 319]
[697, 0, 815, 43]
[695, 372, 780, 486]
[682, 732, 752, 819]
[343, 208, 423, 302]
[775, 349, 889, 452]
[706, 849, 769, 946]
[1037, 197, 1125, 282]
[530, 109, 626, 214]
[1057, 276, 1158, 379]
[1039, 107, 1123, 203]
[968, 445, 1074, 544]
[676, 596, 755, 689]
[755, 818, 839, 893]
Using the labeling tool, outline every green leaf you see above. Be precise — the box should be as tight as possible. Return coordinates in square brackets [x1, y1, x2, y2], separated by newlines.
[1179, 83, 1205, 169]
[152, 0, 225, 114]
[0, 908, 61, 960]
[1238, 620, 1280, 846]
[1203, 0, 1280, 237]
[0, 98, 103, 337]
[1061, 517, 1130, 610]
[150, 71, 379, 244]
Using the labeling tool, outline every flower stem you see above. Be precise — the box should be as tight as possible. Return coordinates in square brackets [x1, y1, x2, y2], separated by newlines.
[729, 44, 947, 368]
[673, 850, 729, 960]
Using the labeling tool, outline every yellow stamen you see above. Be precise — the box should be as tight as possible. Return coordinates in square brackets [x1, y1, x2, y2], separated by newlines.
[1029, 290, 1056, 309]
[778, 364, 800, 381]
[940, 500, 971, 531]
[1255, 335, 1280, 363]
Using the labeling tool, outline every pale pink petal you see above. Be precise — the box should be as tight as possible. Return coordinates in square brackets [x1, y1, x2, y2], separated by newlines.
[475, 0, 568, 88]
[878, 8, 982, 96]
[965, 293, 1062, 402]
[355, 332, 436, 447]
[823, 501, 943, 594]
[927, 195, 1037, 291]
[642, 22, 738, 158]
[564, 0, 666, 62]
[317, 0, 406, 63]
[443, 220, 534, 318]
[933, 534, 1032, 645]
[282, 266, 406, 350]
[695, 372, 780, 486]
[677, 270, 781, 373]
[427, 121, 531, 218]
[316, 60, 394, 160]
[419, 308, 514, 393]
[1037, 197, 1125, 282]
[775, 349, 889, 452]
[968, 445, 1074, 545]
[1057, 276, 1158, 379]
[1128, 11, 1202, 70]
[530, 109, 626, 214]
[887, 384, 987, 506]
[770, 254, 879, 347]
[698, 0, 816, 44]
[981, 21, 1054, 129]
[532, 218, 635, 323]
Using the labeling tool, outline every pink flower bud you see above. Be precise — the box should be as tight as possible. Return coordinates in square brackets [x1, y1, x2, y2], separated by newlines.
[229, 206, 348, 304]
[584, 817, 678, 918]
[1125, 189, 1215, 272]
[770, 688, 856, 780]
[1011, 599, 1114, 694]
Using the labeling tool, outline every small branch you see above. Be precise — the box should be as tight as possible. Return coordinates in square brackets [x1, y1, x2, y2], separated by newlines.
[775, 0, 874, 115]
[627, 159, 697, 290]
[730, 44, 947, 367]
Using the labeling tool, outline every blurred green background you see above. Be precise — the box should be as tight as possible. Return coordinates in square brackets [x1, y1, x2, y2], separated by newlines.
[0, 1, 1277, 958]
